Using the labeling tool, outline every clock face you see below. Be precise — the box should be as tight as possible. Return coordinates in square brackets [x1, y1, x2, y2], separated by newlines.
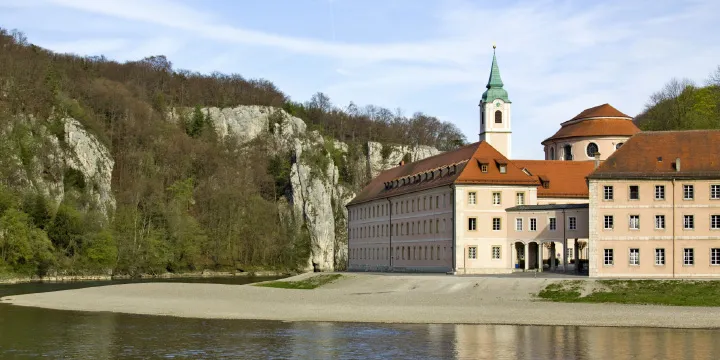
[495, 102, 501, 108]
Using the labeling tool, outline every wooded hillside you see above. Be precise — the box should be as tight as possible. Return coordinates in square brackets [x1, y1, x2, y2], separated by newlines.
[0, 28, 465, 278]
[634, 68, 720, 131]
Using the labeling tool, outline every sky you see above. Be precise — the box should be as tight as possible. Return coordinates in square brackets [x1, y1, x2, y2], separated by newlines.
[1, 0, 719, 159]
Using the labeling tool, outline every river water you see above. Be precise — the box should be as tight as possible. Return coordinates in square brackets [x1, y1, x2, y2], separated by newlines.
[1, 277, 719, 359]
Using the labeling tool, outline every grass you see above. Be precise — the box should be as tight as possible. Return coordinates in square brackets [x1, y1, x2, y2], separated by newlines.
[254, 274, 343, 290]
[538, 280, 720, 306]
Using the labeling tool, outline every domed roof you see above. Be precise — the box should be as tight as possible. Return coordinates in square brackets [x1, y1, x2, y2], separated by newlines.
[542, 104, 640, 145]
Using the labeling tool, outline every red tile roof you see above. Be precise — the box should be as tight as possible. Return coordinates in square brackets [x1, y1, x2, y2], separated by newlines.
[513, 160, 595, 198]
[589, 130, 720, 179]
[455, 142, 539, 186]
[566, 103, 631, 122]
[542, 104, 639, 144]
[347, 141, 538, 206]
[347, 142, 479, 206]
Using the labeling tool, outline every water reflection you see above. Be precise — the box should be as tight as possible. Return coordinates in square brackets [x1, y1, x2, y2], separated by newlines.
[1, 279, 720, 359]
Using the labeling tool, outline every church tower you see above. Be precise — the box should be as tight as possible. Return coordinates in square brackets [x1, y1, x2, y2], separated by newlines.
[479, 45, 512, 158]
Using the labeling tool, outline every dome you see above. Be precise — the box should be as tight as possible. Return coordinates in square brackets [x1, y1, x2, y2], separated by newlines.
[541, 104, 640, 145]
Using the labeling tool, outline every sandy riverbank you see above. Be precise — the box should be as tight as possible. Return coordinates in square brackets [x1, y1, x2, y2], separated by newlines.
[2, 273, 720, 328]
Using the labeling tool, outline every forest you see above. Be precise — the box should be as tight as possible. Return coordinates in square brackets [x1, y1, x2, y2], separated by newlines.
[634, 68, 720, 130]
[0, 28, 466, 278]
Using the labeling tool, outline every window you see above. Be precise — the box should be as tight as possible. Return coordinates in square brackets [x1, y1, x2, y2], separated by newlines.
[549, 147, 555, 160]
[499, 165, 507, 174]
[468, 218, 477, 231]
[604, 215, 614, 230]
[492, 218, 501, 231]
[516, 192, 525, 205]
[492, 246, 501, 260]
[481, 111, 484, 125]
[586, 142, 599, 157]
[468, 192, 477, 205]
[684, 215, 694, 230]
[629, 248, 640, 265]
[684, 248, 694, 266]
[492, 192, 501, 205]
[683, 185, 694, 200]
[604, 249, 614, 265]
[549, 218, 557, 231]
[468, 246, 477, 259]
[712, 249, 720, 266]
[495, 110, 502, 123]
[480, 164, 488, 173]
[655, 215, 665, 229]
[712, 215, 720, 230]
[530, 218, 537, 231]
[604, 186, 614, 200]
[629, 215, 640, 230]
[629, 186, 639, 200]
[655, 248, 665, 265]
[568, 217, 577, 230]
[566, 248, 573, 260]
[655, 185, 665, 200]
[615, 142, 624, 149]
[563, 144, 573, 161]
[712, 185, 720, 200]
[515, 218, 523, 231]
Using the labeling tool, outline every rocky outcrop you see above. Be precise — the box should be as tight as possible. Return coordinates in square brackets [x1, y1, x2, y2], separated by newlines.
[366, 141, 440, 178]
[63, 118, 115, 215]
[172, 105, 440, 271]
[0, 116, 115, 216]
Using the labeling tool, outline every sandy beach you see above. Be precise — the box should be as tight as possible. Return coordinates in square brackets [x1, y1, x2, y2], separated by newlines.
[2, 273, 720, 328]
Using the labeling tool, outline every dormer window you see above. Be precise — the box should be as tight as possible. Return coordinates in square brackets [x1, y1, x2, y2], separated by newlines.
[480, 164, 488, 173]
[499, 165, 507, 174]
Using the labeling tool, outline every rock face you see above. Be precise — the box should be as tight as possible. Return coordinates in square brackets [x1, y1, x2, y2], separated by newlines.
[366, 142, 441, 178]
[63, 118, 115, 215]
[0, 116, 115, 217]
[175, 105, 440, 271]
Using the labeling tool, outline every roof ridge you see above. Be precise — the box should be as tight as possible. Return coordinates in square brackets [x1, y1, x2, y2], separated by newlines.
[373, 142, 479, 178]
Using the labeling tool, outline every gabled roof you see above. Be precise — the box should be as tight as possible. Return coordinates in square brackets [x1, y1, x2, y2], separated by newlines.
[589, 130, 720, 179]
[513, 160, 595, 198]
[542, 104, 639, 144]
[347, 142, 479, 206]
[347, 141, 538, 206]
[455, 142, 538, 186]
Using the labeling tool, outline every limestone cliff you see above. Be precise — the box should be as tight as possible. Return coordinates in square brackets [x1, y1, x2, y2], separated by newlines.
[366, 142, 441, 178]
[173, 105, 440, 271]
[0, 116, 115, 217]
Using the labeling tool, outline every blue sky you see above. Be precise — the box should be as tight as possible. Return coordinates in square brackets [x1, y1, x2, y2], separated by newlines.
[1, 0, 719, 159]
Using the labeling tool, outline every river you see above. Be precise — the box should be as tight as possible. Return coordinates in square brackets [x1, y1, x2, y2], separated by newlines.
[1, 277, 719, 359]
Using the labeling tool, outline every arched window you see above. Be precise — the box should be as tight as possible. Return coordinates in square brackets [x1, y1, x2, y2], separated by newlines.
[549, 147, 555, 160]
[481, 110, 485, 125]
[563, 144, 573, 161]
[495, 110, 502, 124]
[586, 142, 599, 157]
[615, 142, 624, 150]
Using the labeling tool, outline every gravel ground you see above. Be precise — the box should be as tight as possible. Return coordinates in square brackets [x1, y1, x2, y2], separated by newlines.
[2, 273, 720, 328]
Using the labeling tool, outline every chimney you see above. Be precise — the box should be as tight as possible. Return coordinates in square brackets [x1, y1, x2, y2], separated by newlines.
[675, 158, 681, 172]
[594, 152, 602, 169]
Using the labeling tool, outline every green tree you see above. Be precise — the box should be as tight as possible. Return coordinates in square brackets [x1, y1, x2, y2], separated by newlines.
[0, 208, 53, 272]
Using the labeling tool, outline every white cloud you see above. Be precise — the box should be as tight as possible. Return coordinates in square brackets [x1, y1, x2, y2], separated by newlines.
[16, 0, 720, 159]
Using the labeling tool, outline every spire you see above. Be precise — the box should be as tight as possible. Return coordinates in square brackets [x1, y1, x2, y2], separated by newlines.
[481, 44, 510, 104]
[486, 45, 504, 89]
